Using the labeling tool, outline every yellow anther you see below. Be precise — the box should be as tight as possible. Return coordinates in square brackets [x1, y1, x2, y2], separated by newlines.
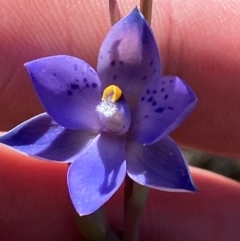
[102, 85, 122, 102]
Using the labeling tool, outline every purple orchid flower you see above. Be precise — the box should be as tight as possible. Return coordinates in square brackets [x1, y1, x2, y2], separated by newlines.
[0, 8, 197, 216]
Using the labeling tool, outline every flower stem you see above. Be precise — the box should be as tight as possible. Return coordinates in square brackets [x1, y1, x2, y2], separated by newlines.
[115, 4, 152, 238]
[74, 206, 120, 241]
[73, 4, 123, 240]
[123, 178, 149, 241]
[124, 175, 134, 214]
[109, 0, 122, 25]
[140, 0, 153, 24]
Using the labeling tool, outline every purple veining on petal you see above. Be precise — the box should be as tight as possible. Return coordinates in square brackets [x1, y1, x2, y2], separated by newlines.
[97, 8, 161, 107]
[126, 136, 196, 192]
[0, 113, 97, 162]
[25, 55, 102, 131]
[68, 133, 126, 216]
[130, 76, 197, 145]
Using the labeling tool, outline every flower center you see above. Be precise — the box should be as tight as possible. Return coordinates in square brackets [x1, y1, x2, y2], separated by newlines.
[96, 85, 130, 134]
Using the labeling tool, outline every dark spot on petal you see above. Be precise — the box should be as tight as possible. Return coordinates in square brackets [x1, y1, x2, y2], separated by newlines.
[155, 107, 165, 113]
[113, 75, 117, 80]
[141, 97, 145, 101]
[154, 69, 157, 73]
[71, 83, 79, 89]
[89, 68, 95, 74]
[83, 78, 88, 82]
[168, 106, 174, 110]
[170, 79, 173, 83]
[111, 60, 115, 67]
[162, 81, 165, 84]
[153, 90, 157, 94]
[143, 76, 147, 80]
[150, 59, 153, 66]
[164, 94, 168, 100]
[100, 55, 103, 59]
[67, 90, 73, 96]
[75, 78, 79, 82]
[148, 97, 153, 102]
[146, 89, 150, 94]
[86, 84, 90, 88]
[92, 83, 97, 88]
[120, 61, 124, 66]
[82, 72, 84, 75]
[161, 88, 165, 92]
[74, 64, 78, 70]
[152, 101, 157, 106]
[144, 115, 148, 118]
[53, 73, 56, 77]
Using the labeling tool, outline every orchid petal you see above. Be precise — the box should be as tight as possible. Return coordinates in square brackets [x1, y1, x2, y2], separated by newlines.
[126, 136, 197, 192]
[0, 113, 97, 163]
[131, 76, 197, 145]
[25, 55, 102, 130]
[68, 133, 126, 216]
[97, 7, 161, 107]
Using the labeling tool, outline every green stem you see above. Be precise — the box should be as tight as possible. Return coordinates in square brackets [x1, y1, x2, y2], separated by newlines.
[109, 0, 122, 25]
[124, 175, 134, 215]
[74, 206, 120, 241]
[123, 179, 149, 241]
[140, 0, 153, 24]
[123, 3, 153, 239]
